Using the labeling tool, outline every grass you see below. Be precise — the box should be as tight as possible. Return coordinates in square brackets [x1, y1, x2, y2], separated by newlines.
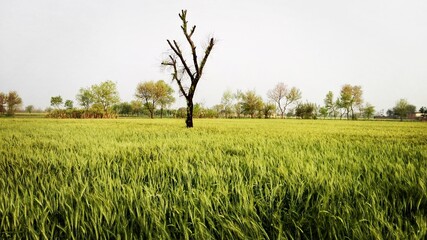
[0, 118, 426, 239]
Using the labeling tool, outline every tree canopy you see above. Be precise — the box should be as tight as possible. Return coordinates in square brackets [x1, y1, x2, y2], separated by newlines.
[1, 91, 23, 116]
[76, 87, 94, 111]
[135, 80, 175, 118]
[91, 80, 120, 115]
[50, 96, 63, 109]
[339, 84, 363, 119]
[241, 90, 263, 118]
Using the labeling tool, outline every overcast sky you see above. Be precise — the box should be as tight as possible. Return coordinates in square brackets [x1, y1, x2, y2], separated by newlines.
[1, 0, 426, 112]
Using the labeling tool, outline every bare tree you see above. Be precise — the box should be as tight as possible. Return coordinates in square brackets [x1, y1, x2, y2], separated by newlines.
[162, 10, 215, 128]
[267, 83, 301, 118]
[267, 83, 287, 118]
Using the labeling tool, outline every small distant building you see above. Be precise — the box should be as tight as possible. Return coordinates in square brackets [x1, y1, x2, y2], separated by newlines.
[408, 112, 425, 120]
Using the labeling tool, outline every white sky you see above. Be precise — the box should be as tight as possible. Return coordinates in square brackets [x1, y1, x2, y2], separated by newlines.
[1, 0, 426, 112]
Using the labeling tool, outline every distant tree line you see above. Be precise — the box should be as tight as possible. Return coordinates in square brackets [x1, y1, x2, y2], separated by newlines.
[194, 84, 423, 121]
[2, 82, 425, 121]
[385, 99, 423, 121]
[47, 80, 120, 118]
[209, 84, 371, 120]
[45, 80, 176, 119]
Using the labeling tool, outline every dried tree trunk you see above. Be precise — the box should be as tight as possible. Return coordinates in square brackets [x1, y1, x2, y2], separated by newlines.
[186, 100, 194, 128]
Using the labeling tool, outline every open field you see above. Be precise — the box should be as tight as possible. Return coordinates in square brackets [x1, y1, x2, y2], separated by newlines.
[0, 118, 426, 239]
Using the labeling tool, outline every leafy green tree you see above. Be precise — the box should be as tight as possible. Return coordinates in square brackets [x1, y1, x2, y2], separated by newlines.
[135, 80, 175, 118]
[159, 96, 175, 118]
[130, 100, 143, 116]
[76, 87, 94, 111]
[161, 10, 215, 128]
[90, 103, 105, 115]
[221, 89, 234, 118]
[176, 107, 187, 118]
[50, 96, 63, 109]
[156, 81, 175, 118]
[64, 100, 73, 110]
[284, 87, 302, 116]
[0, 92, 6, 115]
[339, 84, 363, 120]
[190, 104, 219, 118]
[408, 105, 416, 114]
[319, 106, 328, 119]
[295, 102, 317, 119]
[6, 91, 23, 116]
[233, 90, 244, 118]
[393, 99, 415, 121]
[193, 103, 203, 118]
[241, 90, 263, 118]
[419, 106, 427, 118]
[91, 80, 120, 115]
[135, 81, 156, 118]
[324, 91, 338, 118]
[351, 85, 363, 118]
[212, 104, 224, 117]
[362, 103, 375, 119]
[25, 105, 34, 114]
[339, 85, 352, 119]
[204, 108, 218, 118]
[263, 102, 276, 118]
[335, 98, 345, 119]
[113, 102, 132, 116]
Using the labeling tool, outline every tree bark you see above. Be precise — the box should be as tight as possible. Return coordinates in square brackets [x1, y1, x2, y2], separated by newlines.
[186, 99, 194, 128]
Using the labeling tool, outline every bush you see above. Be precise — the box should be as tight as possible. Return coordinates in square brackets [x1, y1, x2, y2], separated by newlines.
[46, 109, 117, 119]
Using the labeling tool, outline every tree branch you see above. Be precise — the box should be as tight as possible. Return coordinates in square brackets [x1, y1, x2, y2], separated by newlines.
[162, 55, 189, 99]
[198, 38, 215, 78]
[167, 40, 195, 83]
[184, 27, 199, 77]
[179, 12, 200, 79]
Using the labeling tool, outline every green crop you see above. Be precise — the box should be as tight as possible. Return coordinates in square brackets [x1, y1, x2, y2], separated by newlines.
[0, 118, 426, 239]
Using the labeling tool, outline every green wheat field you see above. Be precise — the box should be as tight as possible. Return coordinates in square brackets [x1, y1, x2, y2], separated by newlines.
[1, 118, 426, 239]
